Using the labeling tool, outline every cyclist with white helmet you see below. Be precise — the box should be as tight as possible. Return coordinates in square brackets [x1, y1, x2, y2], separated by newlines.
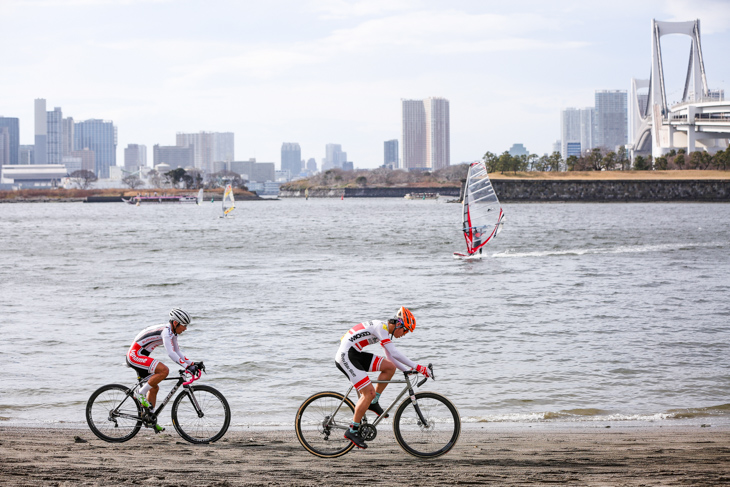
[335, 307, 432, 449]
[126, 308, 198, 433]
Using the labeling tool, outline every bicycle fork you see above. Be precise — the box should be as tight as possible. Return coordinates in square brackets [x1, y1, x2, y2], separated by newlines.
[407, 385, 430, 429]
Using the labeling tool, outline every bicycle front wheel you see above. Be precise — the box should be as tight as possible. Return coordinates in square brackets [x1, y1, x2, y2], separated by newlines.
[86, 384, 142, 443]
[393, 392, 461, 458]
[295, 391, 356, 458]
[171, 385, 231, 444]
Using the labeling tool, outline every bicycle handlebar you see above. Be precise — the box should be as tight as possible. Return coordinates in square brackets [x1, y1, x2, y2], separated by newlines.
[181, 361, 206, 386]
[404, 363, 434, 388]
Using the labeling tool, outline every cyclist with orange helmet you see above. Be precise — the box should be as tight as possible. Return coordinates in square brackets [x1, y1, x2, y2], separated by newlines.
[335, 307, 432, 449]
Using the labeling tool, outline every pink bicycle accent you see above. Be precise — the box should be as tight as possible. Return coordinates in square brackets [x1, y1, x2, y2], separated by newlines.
[183, 368, 202, 386]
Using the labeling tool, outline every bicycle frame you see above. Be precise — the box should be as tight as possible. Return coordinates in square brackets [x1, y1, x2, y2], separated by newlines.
[327, 371, 430, 431]
[111, 369, 203, 425]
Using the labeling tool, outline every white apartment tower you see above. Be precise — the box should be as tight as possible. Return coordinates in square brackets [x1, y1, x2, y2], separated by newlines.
[401, 97, 450, 170]
[176, 132, 234, 173]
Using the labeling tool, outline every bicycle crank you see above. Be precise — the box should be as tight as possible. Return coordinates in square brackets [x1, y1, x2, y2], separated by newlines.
[359, 423, 377, 441]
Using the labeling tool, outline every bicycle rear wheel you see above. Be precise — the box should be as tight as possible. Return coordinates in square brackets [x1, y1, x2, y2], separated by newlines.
[393, 392, 460, 458]
[171, 385, 230, 444]
[86, 384, 142, 442]
[295, 391, 356, 458]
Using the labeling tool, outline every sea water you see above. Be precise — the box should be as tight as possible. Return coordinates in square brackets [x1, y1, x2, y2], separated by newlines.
[1, 199, 729, 428]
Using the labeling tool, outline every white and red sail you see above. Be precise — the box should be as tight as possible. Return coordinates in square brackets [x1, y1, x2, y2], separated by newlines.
[460, 161, 504, 255]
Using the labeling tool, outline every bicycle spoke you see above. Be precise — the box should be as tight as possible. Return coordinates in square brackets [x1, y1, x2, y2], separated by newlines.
[296, 392, 355, 458]
[86, 384, 141, 442]
[394, 392, 460, 458]
[172, 386, 230, 444]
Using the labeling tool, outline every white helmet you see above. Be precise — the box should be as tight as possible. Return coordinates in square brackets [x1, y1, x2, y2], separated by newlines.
[169, 308, 191, 326]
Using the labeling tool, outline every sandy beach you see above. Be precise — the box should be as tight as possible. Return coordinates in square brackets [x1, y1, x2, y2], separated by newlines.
[1, 424, 729, 486]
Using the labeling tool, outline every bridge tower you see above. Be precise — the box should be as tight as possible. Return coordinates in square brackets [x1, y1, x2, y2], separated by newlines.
[631, 19, 728, 160]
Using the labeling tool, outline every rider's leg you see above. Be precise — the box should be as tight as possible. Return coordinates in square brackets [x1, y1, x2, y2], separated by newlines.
[353, 384, 376, 424]
[373, 359, 395, 396]
[145, 362, 169, 408]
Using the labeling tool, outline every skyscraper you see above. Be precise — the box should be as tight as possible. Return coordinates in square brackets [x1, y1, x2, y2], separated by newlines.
[401, 97, 450, 170]
[560, 107, 594, 160]
[124, 144, 147, 170]
[74, 119, 117, 178]
[595, 90, 628, 152]
[384, 139, 398, 167]
[281, 142, 301, 179]
[34, 99, 47, 165]
[0, 117, 19, 165]
[322, 144, 347, 170]
[153, 144, 193, 170]
[176, 132, 234, 174]
[47, 107, 64, 164]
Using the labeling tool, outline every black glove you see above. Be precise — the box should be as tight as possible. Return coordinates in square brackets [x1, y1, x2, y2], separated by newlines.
[186, 363, 199, 375]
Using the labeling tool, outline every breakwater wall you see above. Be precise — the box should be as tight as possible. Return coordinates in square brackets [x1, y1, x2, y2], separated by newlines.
[280, 180, 730, 201]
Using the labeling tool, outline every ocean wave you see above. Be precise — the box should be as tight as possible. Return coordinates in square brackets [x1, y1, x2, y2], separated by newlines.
[465, 403, 730, 423]
[492, 242, 723, 259]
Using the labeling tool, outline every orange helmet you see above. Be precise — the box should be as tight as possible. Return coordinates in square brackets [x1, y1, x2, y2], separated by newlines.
[395, 307, 416, 333]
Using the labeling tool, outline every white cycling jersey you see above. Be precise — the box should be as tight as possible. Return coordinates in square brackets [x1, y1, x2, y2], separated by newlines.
[128, 323, 192, 368]
[336, 320, 417, 372]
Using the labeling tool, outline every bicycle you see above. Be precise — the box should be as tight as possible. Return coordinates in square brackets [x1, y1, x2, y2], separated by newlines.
[86, 361, 231, 444]
[295, 364, 460, 458]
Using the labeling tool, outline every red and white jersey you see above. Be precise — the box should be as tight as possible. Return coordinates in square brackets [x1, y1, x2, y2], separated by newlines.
[129, 323, 192, 367]
[337, 320, 417, 372]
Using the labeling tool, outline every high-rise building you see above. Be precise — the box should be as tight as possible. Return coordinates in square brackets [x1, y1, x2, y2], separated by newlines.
[19, 145, 34, 165]
[552, 140, 561, 155]
[47, 107, 64, 164]
[124, 144, 147, 170]
[509, 143, 528, 157]
[0, 127, 10, 166]
[0, 117, 19, 165]
[176, 132, 234, 174]
[579, 107, 595, 155]
[68, 148, 95, 172]
[62, 117, 74, 157]
[0, 118, 19, 165]
[74, 119, 117, 178]
[595, 90, 628, 152]
[34, 99, 47, 165]
[401, 97, 450, 170]
[323, 144, 347, 170]
[153, 144, 193, 170]
[384, 139, 398, 167]
[306, 158, 317, 173]
[560, 108, 581, 161]
[281, 142, 301, 179]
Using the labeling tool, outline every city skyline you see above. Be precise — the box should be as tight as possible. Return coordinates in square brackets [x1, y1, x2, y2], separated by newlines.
[2, 1, 730, 168]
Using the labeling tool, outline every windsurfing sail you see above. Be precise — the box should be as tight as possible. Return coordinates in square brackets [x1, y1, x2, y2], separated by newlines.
[196, 188, 204, 205]
[222, 184, 235, 217]
[461, 161, 504, 254]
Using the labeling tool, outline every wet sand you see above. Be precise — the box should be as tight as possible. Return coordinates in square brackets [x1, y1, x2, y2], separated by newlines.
[2, 424, 729, 486]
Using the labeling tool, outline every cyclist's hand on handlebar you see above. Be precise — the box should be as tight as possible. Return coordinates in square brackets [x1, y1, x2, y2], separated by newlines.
[416, 364, 431, 378]
[185, 363, 199, 375]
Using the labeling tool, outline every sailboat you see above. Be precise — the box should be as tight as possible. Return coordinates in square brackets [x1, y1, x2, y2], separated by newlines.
[221, 184, 235, 218]
[453, 161, 505, 259]
[196, 188, 204, 205]
[304, 188, 309, 200]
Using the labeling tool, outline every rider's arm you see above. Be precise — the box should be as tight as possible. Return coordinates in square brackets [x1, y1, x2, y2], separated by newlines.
[380, 340, 417, 372]
[162, 330, 192, 367]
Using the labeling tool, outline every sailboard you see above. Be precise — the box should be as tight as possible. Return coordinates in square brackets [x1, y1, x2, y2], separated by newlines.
[196, 188, 204, 205]
[453, 161, 505, 259]
[221, 184, 235, 218]
[305, 188, 309, 200]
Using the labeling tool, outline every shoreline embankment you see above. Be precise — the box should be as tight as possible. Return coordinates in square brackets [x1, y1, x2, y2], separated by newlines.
[281, 179, 730, 201]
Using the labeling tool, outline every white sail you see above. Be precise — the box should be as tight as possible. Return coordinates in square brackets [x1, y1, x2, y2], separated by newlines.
[196, 188, 204, 205]
[221, 184, 235, 217]
[460, 161, 504, 255]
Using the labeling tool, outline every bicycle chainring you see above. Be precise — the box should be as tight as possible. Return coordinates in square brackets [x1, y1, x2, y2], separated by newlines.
[359, 423, 377, 441]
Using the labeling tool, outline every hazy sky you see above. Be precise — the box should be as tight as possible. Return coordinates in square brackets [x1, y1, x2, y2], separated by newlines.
[1, 0, 729, 169]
